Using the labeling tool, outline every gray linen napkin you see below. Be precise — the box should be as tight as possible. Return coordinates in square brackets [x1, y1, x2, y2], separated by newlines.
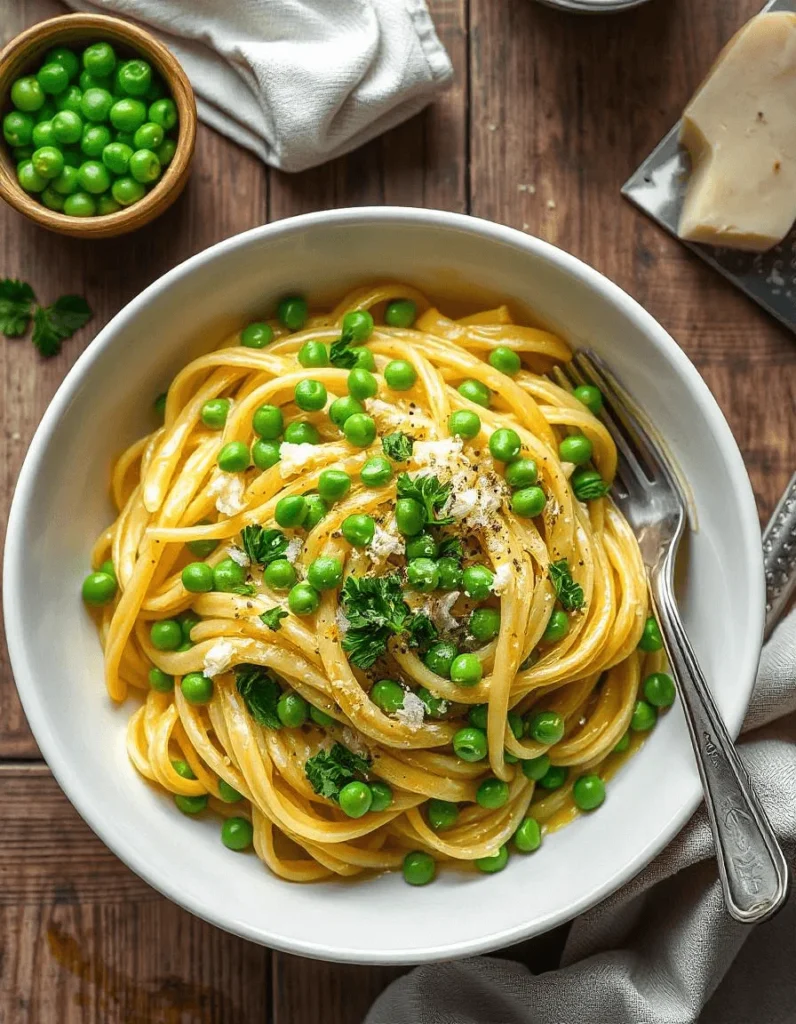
[366, 611, 796, 1024]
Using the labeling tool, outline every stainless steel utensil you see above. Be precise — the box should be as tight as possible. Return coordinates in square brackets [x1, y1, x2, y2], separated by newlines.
[763, 472, 796, 639]
[558, 351, 790, 924]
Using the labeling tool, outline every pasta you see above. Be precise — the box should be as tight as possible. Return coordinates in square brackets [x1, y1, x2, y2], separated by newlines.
[84, 283, 672, 885]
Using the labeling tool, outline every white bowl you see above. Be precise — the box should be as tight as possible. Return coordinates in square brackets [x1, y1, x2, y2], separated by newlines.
[3, 208, 764, 964]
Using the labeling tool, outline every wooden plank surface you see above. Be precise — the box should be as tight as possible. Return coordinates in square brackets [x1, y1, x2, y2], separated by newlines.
[1, 0, 794, 1021]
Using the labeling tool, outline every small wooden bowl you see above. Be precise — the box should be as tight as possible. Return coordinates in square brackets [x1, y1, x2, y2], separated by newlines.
[0, 13, 197, 238]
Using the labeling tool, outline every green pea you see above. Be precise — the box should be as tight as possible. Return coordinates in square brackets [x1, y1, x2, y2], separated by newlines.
[402, 850, 435, 885]
[11, 77, 45, 113]
[511, 485, 546, 518]
[318, 469, 351, 503]
[469, 607, 501, 642]
[148, 98, 178, 130]
[424, 640, 458, 678]
[342, 308, 374, 340]
[78, 86, 113, 123]
[508, 710, 523, 742]
[643, 672, 676, 708]
[110, 97, 147, 132]
[489, 346, 522, 376]
[148, 667, 174, 692]
[384, 359, 417, 391]
[462, 564, 494, 600]
[514, 817, 542, 853]
[452, 726, 487, 762]
[352, 347, 376, 371]
[369, 781, 393, 813]
[631, 699, 657, 732]
[448, 409, 481, 439]
[298, 340, 328, 367]
[405, 533, 438, 560]
[371, 679, 405, 714]
[181, 672, 214, 705]
[277, 296, 308, 331]
[263, 559, 296, 591]
[217, 439, 251, 473]
[175, 794, 208, 815]
[41, 186, 65, 213]
[476, 777, 510, 809]
[55, 85, 83, 114]
[384, 299, 417, 328]
[395, 497, 425, 537]
[573, 774, 606, 811]
[221, 816, 253, 850]
[613, 732, 630, 754]
[218, 778, 243, 802]
[200, 398, 229, 430]
[212, 558, 247, 592]
[187, 526, 219, 559]
[329, 395, 364, 428]
[77, 157, 111, 193]
[468, 704, 488, 730]
[504, 458, 538, 490]
[521, 754, 551, 781]
[307, 556, 343, 591]
[573, 384, 603, 415]
[133, 121, 164, 150]
[559, 433, 593, 466]
[277, 691, 309, 728]
[294, 379, 328, 412]
[526, 710, 564, 745]
[83, 42, 116, 78]
[144, 76, 166, 103]
[17, 160, 46, 193]
[81, 570, 117, 605]
[537, 765, 568, 791]
[150, 619, 182, 650]
[250, 404, 282, 440]
[37, 62, 69, 96]
[360, 455, 392, 487]
[450, 653, 482, 687]
[171, 758, 196, 780]
[99, 560, 116, 581]
[427, 798, 458, 831]
[178, 611, 200, 643]
[638, 616, 664, 652]
[111, 177, 145, 206]
[309, 706, 335, 728]
[457, 379, 491, 408]
[239, 321, 273, 348]
[475, 845, 509, 874]
[489, 427, 522, 463]
[64, 191, 96, 216]
[45, 47, 80, 81]
[284, 420, 320, 445]
[48, 165, 78, 196]
[30, 120, 55, 149]
[288, 582, 320, 616]
[341, 513, 375, 547]
[50, 109, 82, 144]
[339, 780, 372, 818]
[343, 412, 377, 448]
[437, 557, 463, 591]
[128, 147, 161, 184]
[156, 137, 177, 167]
[181, 561, 214, 593]
[116, 59, 153, 97]
[348, 368, 378, 401]
[417, 687, 448, 719]
[407, 557, 440, 593]
[274, 495, 306, 529]
[3, 110, 34, 147]
[304, 494, 328, 530]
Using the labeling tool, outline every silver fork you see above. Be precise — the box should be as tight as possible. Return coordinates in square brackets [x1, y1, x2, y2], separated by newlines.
[558, 350, 789, 924]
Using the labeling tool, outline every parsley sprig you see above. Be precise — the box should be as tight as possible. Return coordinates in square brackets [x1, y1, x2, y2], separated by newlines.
[382, 432, 414, 462]
[260, 607, 288, 631]
[0, 279, 92, 356]
[396, 473, 454, 527]
[437, 537, 464, 562]
[234, 665, 282, 728]
[549, 559, 585, 611]
[340, 573, 435, 667]
[305, 742, 371, 801]
[329, 326, 361, 368]
[241, 525, 289, 566]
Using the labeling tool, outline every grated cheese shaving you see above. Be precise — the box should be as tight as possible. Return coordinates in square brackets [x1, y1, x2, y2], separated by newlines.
[395, 691, 426, 731]
[279, 442, 319, 478]
[492, 564, 512, 595]
[412, 436, 464, 471]
[423, 591, 460, 632]
[203, 639, 234, 678]
[368, 522, 404, 565]
[227, 546, 250, 567]
[335, 607, 350, 635]
[284, 537, 303, 563]
[208, 473, 246, 515]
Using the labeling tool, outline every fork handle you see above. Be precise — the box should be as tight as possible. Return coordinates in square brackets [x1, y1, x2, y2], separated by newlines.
[650, 567, 790, 924]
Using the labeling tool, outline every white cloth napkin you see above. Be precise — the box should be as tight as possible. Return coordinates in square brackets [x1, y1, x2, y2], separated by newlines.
[62, 0, 453, 172]
[366, 611, 796, 1024]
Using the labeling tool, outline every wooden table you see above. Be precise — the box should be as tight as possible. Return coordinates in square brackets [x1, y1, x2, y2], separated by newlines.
[1, 0, 793, 1020]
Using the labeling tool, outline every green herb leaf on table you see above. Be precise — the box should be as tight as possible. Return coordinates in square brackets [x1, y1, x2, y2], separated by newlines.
[241, 525, 289, 566]
[0, 279, 35, 338]
[382, 432, 414, 462]
[32, 294, 92, 357]
[549, 558, 585, 611]
[396, 473, 454, 527]
[234, 664, 282, 728]
[305, 742, 372, 801]
[260, 607, 288, 631]
[341, 573, 413, 668]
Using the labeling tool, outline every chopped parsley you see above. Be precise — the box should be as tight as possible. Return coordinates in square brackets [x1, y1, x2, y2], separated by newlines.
[437, 537, 464, 562]
[32, 295, 92, 357]
[396, 473, 454, 527]
[234, 665, 281, 728]
[341, 573, 412, 668]
[241, 525, 289, 566]
[0, 279, 34, 337]
[305, 742, 372, 801]
[407, 612, 439, 650]
[549, 559, 585, 611]
[329, 327, 360, 368]
[572, 473, 611, 501]
[382, 432, 414, 462]
[260, 607, 288, 631]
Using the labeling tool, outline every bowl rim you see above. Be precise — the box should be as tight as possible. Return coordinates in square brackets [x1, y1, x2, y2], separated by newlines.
[2, 207, 765, 963]
[0, 12, 196, 238]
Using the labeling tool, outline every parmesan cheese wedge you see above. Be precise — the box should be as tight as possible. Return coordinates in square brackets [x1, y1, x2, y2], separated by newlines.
[678, 12, 796, 252]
